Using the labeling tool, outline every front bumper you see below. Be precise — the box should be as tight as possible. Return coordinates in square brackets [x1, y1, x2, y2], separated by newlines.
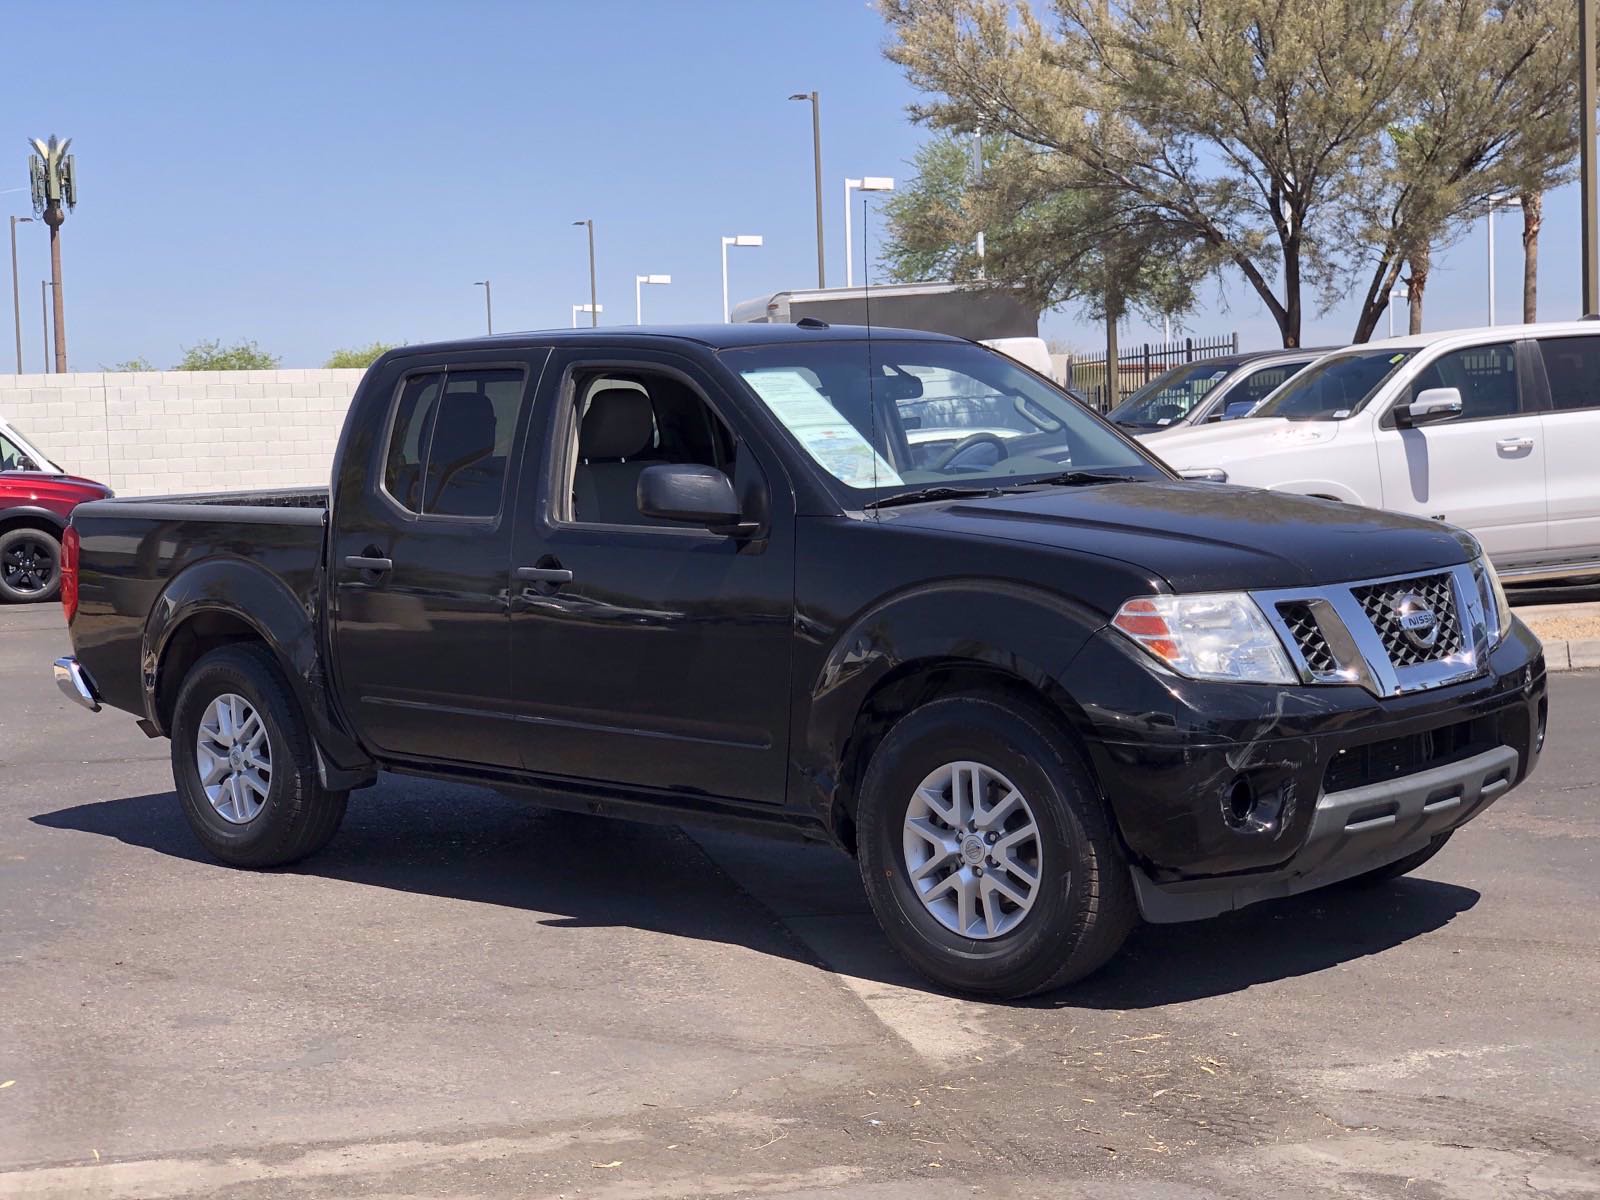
[1131, 744, 1517, 921]
[1064, 619, 1546, 911]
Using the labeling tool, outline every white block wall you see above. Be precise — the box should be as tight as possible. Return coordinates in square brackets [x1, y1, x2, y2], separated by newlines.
[0, 369, 366, 496]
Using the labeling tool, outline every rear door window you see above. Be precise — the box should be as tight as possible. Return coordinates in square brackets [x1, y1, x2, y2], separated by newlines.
[381, 366, 528, 518]
[1536, 336, 1600, 412]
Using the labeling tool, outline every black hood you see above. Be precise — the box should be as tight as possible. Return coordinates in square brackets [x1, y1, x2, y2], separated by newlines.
[891, 482, 1477, 593]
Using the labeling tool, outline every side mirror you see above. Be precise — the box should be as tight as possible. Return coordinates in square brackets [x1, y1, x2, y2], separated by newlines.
[1396, 387, 1463, 428]
[1221, 399, 1257, 420]
[637, 464, 748, 532]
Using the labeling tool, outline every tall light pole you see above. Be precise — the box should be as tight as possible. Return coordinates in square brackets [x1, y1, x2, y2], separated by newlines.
[571, 303, 603, 328]
[1582, 0, 1599, 315]
[9, 215, 34, 373]
[1485, 194, 1522, 327]
[789, 92, 826, 288]
[39, 281, 50, 375]
[473, 280, 493, 334]
[572, 219, 598, 327]
[843, 177, 894, 288]
[635, 274, 671, 324]
[28, 136, 76, 372]
[1388, 281, 1410, 337]
[720, 235, 763, 322]
[971, 126, 986, 277]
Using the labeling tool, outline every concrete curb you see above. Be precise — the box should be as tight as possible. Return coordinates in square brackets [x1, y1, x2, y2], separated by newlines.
[1538, 637, 1600, 672]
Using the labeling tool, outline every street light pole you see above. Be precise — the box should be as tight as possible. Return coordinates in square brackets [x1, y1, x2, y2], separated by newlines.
[1485, 194, 1521, 327]
[789, 92, 825, 288]
[1583, 0, 1599, 314]
[474, 280, 493, 334]
[39, 281, 50, 375]
[635, 274, 671, 324]
[571, 303, 603, 328]
[573, 219, 598, 327]
[843, 177, 894, 288]
[720, 235, 763, 322]
[9, 215, 33, 373]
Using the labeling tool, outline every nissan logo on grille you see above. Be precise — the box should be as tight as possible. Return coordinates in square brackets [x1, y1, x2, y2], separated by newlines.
[1391, 592, 1439, 650]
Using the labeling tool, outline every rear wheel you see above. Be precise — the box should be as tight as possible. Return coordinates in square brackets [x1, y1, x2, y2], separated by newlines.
[855, 693, 1137, 999]
[0, 527, 60, 603]
[171, 644, 348, 867]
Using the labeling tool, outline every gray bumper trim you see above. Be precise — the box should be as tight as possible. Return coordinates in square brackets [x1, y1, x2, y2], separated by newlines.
[1132, 745, 1520, 923]
[52, 656, 101, 713]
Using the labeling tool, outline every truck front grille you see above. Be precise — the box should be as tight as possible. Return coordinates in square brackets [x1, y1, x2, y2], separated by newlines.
[1351, 572, 1464, 668]
[1254, 563, 1486, 698]
[1277, 602, 1337, 674]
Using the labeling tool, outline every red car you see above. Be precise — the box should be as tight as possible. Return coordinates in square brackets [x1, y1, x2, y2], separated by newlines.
[1, 470, 114, 603]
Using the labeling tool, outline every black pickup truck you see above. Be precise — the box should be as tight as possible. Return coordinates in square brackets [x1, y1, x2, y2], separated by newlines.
[53, 324, 1546, 997]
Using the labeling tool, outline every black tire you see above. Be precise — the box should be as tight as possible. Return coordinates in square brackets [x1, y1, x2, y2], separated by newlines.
[1344, 832, 1453, 887]
[855, 692, 1137, 999]
[0, 526, 61, 604]
[170, 644, 348, 868]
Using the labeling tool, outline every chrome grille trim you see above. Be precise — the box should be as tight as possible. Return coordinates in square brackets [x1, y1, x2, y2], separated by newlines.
[1254, 563, 1489, 698]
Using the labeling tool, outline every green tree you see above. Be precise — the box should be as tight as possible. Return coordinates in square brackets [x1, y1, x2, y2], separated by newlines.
[324, 341, 397, 369]
[105, 357, 156, 372]
[881, 0, 1582, 347]
[174, 339, 280, 371]
[882, 132, 1206, 401]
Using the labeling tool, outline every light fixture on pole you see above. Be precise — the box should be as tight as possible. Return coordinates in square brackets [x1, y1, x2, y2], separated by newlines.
[788, 92, 826, 288]
[1484, 194, 1522, 327]
[720, 235, 763, 322]
[9, 215, 34, 373]
[474, 280, 493, 335]
[635, 274, 671, 324]
[843, 177, 893, 288]
[571, 303, 603, 328]
[1388, 281, 1410, 337]
[572, 219, 598, 327]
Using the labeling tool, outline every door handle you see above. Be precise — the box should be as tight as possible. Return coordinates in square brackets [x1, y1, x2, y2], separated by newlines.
[1496, 437, 1534, 451]
[516, 566, 574, 584]
[345, 555, 393, 572]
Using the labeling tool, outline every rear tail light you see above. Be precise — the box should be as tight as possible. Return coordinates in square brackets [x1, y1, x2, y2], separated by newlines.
[60, 525, 80, 624]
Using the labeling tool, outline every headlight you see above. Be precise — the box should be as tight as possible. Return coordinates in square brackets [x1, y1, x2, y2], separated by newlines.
[1179, 467, 1229, 483]
[1112, 593, 1296, 683]
[1474, 554, 1512, 646]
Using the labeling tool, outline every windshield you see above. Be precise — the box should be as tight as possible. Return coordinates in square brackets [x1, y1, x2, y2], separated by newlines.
[722, 339, 1163, 499]
[1251, 350, 1413, 421]
[0, 427, 56, 472]
[1106, 360, 1239, 428]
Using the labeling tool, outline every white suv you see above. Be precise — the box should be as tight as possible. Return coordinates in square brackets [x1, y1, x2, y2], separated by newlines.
[1147, 321, 1600, 583]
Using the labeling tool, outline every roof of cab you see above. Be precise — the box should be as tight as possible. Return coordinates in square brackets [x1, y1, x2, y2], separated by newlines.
[394, 323, 966, 357]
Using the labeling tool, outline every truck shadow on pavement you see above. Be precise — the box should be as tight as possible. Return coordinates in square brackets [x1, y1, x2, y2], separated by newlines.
[33, 783, 1480, 1011]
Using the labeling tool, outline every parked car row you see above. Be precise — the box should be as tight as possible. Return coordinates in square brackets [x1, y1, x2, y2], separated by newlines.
[1144, 320, 1600, 585]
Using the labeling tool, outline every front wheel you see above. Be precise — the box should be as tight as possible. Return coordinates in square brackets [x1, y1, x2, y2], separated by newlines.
[0, 526, 60, 603]
[856, 693, 1137, 999]
[170, 644, 348, 867]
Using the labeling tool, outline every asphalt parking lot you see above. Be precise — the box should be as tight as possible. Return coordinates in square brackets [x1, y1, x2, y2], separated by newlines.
[2, 602, 1598, 1199]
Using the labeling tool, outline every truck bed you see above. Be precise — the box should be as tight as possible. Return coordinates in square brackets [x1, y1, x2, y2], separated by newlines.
[67, 489, 330, 719]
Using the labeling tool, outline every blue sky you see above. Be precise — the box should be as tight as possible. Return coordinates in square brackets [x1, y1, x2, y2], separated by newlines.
[0, 0, 1588, 370]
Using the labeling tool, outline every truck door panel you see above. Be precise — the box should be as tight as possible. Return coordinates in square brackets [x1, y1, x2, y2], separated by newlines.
[508, 350, 796, 805]
[331, 353, 548, 767]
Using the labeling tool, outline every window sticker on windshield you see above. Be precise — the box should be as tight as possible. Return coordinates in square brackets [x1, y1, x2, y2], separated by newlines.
[1389, 354, 1405, 363]
[1157, 417, 1172, 425]
[741, 369, 904, 489]
[1209, 369, 1228, 379]
[1332, 409, 1351, 418]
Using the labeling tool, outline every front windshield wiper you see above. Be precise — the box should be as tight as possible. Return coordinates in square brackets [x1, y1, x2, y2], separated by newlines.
[863, 484, 1005, 510]
[1000, 470, 1150, 490]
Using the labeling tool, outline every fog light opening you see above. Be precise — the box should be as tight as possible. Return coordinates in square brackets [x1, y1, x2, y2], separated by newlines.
[1225, 778, 1255, 828]
[1536, 695, 1548, 754]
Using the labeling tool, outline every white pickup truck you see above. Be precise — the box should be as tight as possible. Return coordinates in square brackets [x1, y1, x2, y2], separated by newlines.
[1148, 321, 1600, 583]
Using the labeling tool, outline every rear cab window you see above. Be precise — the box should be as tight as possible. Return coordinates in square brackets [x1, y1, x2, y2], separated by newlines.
[381, 366, 529, 519]
[1535, 335, 1600, 412]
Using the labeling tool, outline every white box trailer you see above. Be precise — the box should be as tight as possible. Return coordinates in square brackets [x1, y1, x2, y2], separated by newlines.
[729, 282, 1056, 380]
